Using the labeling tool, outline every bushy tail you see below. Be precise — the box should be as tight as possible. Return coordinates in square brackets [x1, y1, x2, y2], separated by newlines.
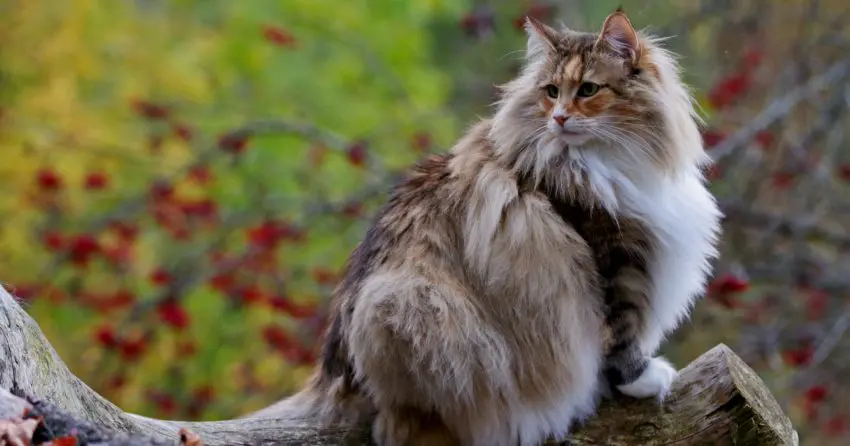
[242, 371, 373, 424]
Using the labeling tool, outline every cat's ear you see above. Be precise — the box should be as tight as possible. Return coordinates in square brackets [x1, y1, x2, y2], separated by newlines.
[524, 16, 558, 58]
[595, 9, 641, 63]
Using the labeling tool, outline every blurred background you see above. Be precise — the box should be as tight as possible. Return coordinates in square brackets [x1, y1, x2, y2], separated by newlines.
[2, 0, 849, 444]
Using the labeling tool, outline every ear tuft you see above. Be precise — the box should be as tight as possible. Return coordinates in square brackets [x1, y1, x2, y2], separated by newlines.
[596, 10, 640, 62]
[524, 16, 558, 57]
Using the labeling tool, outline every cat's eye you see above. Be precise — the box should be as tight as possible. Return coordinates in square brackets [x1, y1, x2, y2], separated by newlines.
[576, 82, 601, 98]
[545, 85, 559, 98]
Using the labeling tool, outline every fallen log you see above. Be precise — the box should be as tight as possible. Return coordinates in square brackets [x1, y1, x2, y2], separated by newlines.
[0, 285, 798, 445]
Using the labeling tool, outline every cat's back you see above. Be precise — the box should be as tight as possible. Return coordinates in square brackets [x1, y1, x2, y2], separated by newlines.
[343, 121, 497, 279]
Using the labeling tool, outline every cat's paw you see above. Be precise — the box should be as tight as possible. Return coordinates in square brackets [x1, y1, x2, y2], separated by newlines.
[616, 356, 677, 401]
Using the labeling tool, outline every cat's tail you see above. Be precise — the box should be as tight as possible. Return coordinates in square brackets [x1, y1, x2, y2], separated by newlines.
[241, 371, 374, 425]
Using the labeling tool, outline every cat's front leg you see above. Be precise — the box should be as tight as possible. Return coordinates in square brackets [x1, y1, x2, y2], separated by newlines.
[600, 265, 677, 402]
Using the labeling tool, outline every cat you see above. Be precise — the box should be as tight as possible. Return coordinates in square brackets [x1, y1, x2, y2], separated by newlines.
[249, 9, 722, 446]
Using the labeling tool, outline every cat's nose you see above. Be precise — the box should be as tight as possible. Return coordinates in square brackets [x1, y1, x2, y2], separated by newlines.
[553, 114, 568, 126]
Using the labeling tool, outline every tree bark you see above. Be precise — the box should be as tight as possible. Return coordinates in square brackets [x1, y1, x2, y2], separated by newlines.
[0, 285, 798, 445]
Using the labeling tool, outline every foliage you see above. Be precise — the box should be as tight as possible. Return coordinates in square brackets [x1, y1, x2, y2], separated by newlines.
[1, 0, 465, 420]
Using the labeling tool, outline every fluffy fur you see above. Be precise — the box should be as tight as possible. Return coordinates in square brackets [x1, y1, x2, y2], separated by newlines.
[250, 10, 722, 446]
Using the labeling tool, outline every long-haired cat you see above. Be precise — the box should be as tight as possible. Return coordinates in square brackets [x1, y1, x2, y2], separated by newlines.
[250, 9, 722, 446]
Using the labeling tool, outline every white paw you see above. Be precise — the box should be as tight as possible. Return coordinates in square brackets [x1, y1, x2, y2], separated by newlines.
[616, 357, 677, 401]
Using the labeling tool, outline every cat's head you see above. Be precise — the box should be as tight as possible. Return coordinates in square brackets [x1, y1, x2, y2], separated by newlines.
[490, 10, 707, 178]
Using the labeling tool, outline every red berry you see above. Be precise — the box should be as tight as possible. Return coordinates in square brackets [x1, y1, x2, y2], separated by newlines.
[701, 130, 725, 148]
[262, 324, 291, 350]
[188, 165, 212, 184]
[292, 304, 317, 319]
[158, 396, 176, 416]
[262, 25, 297, 47]
[311, 267, 338, 286]
[83, 172, 109, 190]
[805, 385, 828, 404]
[156, 298, 190, 330]
[247, 219, 302, 248]
[268, 296, 315, 319]
[36, 168, 62, 191]
[248, 221, 280, 247]
[782, 343, 814, 367]
[68, 234, 100, 267]
[239, 285, 265, 305]
[94, 325, 118, 348]
[187, 385, 214, 418]
[269, 295, 292, 312]
[171, 122, 192, 141]
[9, 283, 38, 301]
[291, 302, 317, 319]
[131, 99, 170, 119]
[111, 289, 135, 308]
[209, 272, 235, 293]
[412, 132, 432, 151]
[837, 164, 850, 181]
[342, 201, 363, 218]
[511, 16, 526, 31]
[707, 72, 751, 110]
[150, 268, 172, 286]
[218, 132, 249, 154]
[146, 390, 177, 416]
[179, 198, 218, 220]
[346, 141, 367, 167]
[103, 243, 133, 267]
[149, 181, 174, 202]
[754, 130, 774, 148]
[109, 221, 139, 241]
[107, 373, 126, 391]
[707, 274, 749, 309]
[286, 346, 317, 366]
[42, 231, 65, 251]
[709, 274, 749, 296]
[771, 172, 795, 189]
[193, 385, 215, 404]
[90, 290, 133, 314]
[461, 14, 478, 32]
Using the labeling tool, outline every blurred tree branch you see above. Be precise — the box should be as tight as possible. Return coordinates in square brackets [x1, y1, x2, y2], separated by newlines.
[0, 285, 797, 445]
[709, 58, 850, 165]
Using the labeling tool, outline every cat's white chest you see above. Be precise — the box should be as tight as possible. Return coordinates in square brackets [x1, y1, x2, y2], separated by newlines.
[587, 163, 722, 354]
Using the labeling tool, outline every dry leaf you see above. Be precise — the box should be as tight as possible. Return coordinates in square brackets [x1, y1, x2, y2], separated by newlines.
[0, 417, 42, 446]
[42, 436, 78, 446]
[178, 428, 203, 446]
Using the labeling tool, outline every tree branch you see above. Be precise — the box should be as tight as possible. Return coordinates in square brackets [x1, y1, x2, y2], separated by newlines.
[709, 58, 850, 164]
[0, 285, 798, 445]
